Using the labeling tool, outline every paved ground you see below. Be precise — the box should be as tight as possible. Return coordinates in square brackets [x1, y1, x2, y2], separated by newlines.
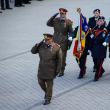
[0, 0, 110, 110]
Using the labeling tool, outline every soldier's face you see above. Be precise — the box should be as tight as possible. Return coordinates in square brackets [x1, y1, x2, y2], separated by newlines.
[59, 11, 66, 18]
[94, 11, 100, 18]
[45, 38, 53, 45]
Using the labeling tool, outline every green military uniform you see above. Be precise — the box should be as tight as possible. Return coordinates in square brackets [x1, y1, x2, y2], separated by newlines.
[31, 38, 62, 104]
[47, 13, 73, 76]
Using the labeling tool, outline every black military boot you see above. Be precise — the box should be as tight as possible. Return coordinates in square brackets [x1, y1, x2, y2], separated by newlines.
[94, 77, 98, 81]
[78, 67, 86, 79]
[78, 73, 84, 79]
[94, 73, 99, 81]
[99, 68, 105, 78]
[43, 99, 51, 105]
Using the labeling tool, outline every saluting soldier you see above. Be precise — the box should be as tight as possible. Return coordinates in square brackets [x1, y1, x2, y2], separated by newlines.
[47, 8, 73, 77]
[90, 16, 107, 81]
[31, 34, 62, 105]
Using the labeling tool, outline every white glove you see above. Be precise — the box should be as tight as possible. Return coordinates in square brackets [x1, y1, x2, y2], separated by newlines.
[68, 37, 73, 41]
[103, 42, 107, 46]
[90, 34, 94, 38]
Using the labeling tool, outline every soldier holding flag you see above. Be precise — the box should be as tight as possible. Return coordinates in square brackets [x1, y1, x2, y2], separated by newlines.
[73, 8, 90, 79]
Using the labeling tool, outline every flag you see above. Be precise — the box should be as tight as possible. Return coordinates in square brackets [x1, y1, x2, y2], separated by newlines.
[73, 14, 88, 60]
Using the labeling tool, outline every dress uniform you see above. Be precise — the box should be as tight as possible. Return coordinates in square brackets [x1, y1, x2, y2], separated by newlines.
[31, 34, 62, 105]
[47, 8, 73, 77]
[103, 21, 110, 57]
[88, 9, 100, 29]
[88, 9, 101, 72]
[90, 16, 107, 81]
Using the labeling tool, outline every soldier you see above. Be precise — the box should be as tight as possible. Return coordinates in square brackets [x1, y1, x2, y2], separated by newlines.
[103, 21, 110, 58]
[88, 9, 101, 28]
[75, 8, 90, 79]
[88, 9, 101, 72]
[47, 8, 73, 77]
[1, 0, 12, 10]
[78, 32, 92, 79]
[90, 16, 107, 81]
[31, 33, 62, 105]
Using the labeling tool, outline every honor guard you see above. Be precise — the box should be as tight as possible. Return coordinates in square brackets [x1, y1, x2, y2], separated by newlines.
[31, 33, 62, 105]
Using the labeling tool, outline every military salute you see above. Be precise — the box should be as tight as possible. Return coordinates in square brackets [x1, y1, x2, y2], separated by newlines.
[47, 8, 73, 77]
[31, 34, 62, 105]
[31, 8, 110, 105]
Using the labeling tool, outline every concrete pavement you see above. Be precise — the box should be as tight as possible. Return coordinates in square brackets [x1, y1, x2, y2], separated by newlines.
[0, 0, 110, 110]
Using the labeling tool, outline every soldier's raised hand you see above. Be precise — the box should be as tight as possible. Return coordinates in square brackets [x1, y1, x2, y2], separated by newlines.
[52, 13, 59, 18]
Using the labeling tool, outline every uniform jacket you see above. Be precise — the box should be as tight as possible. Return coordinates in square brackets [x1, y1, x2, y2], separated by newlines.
[88, 17, 98, 29]
[31, 41, 62, 79]
[91, 27, 107, 59]
[47, 14, 73, 51]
